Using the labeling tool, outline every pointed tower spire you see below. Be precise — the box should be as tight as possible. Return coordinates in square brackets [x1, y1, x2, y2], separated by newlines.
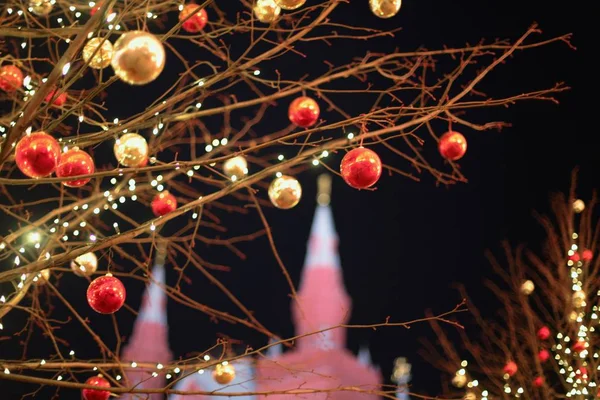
[291, 174, 351, 350]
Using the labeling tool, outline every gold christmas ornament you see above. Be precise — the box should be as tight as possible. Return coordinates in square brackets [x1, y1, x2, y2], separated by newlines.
[223, 155, 248, 181]
[464, 392, 476, 400]
[569, 311, 579, 322]
[572, 290, 586, 308]
[111, 31, 166, 85]
[83, 37, 114, 70]
[573, 199, 585, 213]
[520, 280, 535, 295]
[254, 0, 281, 23]
[71, 252, 98, 277]
[34, 269, 50, 285]
[452, 373, 467, 388]
[275, 0, 306, 11]
[114, 133, 149, 167]
[29, 0, 53, 16]
[268, 175, 302, 209]
[213, 363, 235, 384]
[369, 0, 402, 18]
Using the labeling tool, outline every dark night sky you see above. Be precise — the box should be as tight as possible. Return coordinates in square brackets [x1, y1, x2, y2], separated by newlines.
[0, 0, 590, 398]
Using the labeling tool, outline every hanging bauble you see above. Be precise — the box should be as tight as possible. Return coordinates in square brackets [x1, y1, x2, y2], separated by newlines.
[537, 326, 550, 340]
[113, 133, 149, 168]
[268, 175, 302, 209]
[573, 199, 585, 213]
[369, 0, 402, 18]
[111, 31, 166, 85]
[538, 349, 550, 362]
[275, 0, 306, 10]
[288, 96, 320, 128]
[568, 252, 580, 262]
[438, 131, 467, 161]
[29, 0, 53, 16]
[56, 147, 95, 187]
[82, 375, 111, 400]
[533, 376, 544, 387]
[44, 88, 67, 107]
[87, 275, 126, 314]
[213, 363, 236, 385]
[582, 249, 593, 262]
[503, 361, 517, 377]
[520, 280, 535, 295]
[572, 290, 586, 308]
[179, 4, 208, 33]
[572, 340, 588, 353]
[223, 155, 248, 180]
[340, 147, 382, 189]
[71, 252, 98, 277]
[464, 393, 476, 400]
[33, 268, 50, 286]
[569, 310, 578, 322]
[15, 132, 61, 178]
[83, 37, 114, 70]
[451, 373, 467, 388]
[0, 65, 24, 93]
[254, 0, 281, 23]
[152, 191, 177, 216]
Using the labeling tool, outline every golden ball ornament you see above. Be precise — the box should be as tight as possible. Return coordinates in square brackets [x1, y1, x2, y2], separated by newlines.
[572, 290, 586, 308]
[34, 269, 51, 286]
[111, 31, 166, 85]
[254, 0, 281, 23]
[83, 37, 114, 70]
[520, 280, 535, 295]
[464, 392, 476, 400]
[213, 363, 235, 385]
[268, 175, 302, 209]
[573, 199, 585, 213]
[223, 155, 248, 180]
[29, 0, 53, 16]
[71, 252, 98, 277]
[452, 373, 467, 388]
[369, 0, 402, 18]
[569, 311, 579, 322]
[114, 133, 149, 167]
[275, 0, 306, 11]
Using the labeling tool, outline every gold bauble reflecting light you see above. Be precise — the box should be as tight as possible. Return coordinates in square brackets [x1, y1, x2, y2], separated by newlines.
[573, 199, 585, 214]
[464, 392, 477, 400]
[268, 175, 302, 209]
[572, 290, 586, 308]
[520, 280, 535, 295]
[83, 37, 114, 70]
[275, 0, 306, 11]
[452, 373, 467, 388]
[213, 363, 235, 385]
[71, 252, 98, 277]
[254, 0, 281, 22]
[111, 31, 166, 85]
[114, 133, 149, 167]
[29, 0, 53, 16]
[223, 155, 248, 181]
[369, 0, 402, 18]
[34, 269, 51, 285]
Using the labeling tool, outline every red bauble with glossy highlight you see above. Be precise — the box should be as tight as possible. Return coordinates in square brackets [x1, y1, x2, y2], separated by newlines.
[179, 4, 208, 33]
[152, 191, 177, 216]
[572, 340, 587, 353]
[582, 249, 593, 261]
[569, 252, 581, 262]
[15, 132, 61, 178]
[503, 361, 518, 377]
[538, 349, 550, 362]
[438, 131, 467, 161]
[340, 147, 382, 189]
[0, 65, 24, 92]
[288, 96, 320, 128]
[56, 148, 95, 187]
[87, 275, 126, 314]
[537, 326, 550, 340]
[82, 376, 111, 400]
[533, 376, 544, 387]
[44, 88, 67, 107]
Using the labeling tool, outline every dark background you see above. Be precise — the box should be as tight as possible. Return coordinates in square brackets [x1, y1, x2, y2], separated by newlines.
[0, 0, 590, 397]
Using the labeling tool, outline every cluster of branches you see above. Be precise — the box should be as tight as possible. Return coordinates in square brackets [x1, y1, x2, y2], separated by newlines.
[0, 0, 572, 398]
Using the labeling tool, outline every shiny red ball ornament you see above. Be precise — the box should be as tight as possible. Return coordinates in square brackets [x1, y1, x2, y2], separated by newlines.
[340, 147, 382, 189]
[582, 249, 593, 261]
[438, 131, 467, 161]
[288, 96, 320, 128]
[0, 65, 24, 92]
[56, 147, 94, 187]
[569, 252, 580, 262]
[533, 376, 544, 387]
[538, 349, 550, 363]
[15, 132, 61, 178]
[152, 191, 177, 217]
[44, 88, 67, 106]
[572, 340, 587, 353]
[537, 326, 550, 340]
[179, 4, 208, 33]
[503, 361, 518, 377]
[82, 375, 111, 400]
[87, 275, 126, 314]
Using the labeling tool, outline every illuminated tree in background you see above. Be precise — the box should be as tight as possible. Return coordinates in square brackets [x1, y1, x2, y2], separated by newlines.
[426, 176, 599, 399]
[0, 0, 571, 398]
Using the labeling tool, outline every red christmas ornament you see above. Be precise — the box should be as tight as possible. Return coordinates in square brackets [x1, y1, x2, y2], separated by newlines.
[82, 375, 111, 400]
[569, 252, 581, 262]
[340, 147, 383, 189]
[582, 249, 593, 261]
[537, 326, 550, 340]
[179, 3, 208, 33]
[538, 349, 550, 363]
[87, 275, 126, 314]
[152, 191, 177, 216]
[56, 147, 94, 187]
[44, 88, 67, 106]
[288, 96, 320, 128]
[0, 65, 24, 92]
[15, 132, 61, 178]
[533, 376, 544, 387]
[503, 361, 518, 377]
[438, 131, 467, 161]
[572, 340, 587, 353]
